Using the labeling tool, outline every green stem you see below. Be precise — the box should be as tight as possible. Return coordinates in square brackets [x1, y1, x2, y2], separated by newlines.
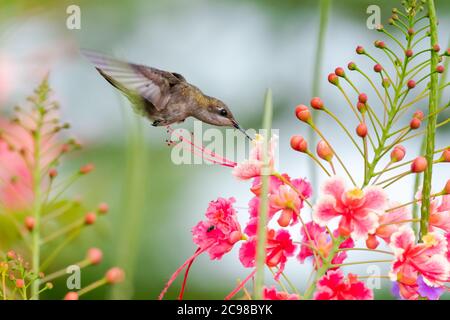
[254, 89, 273, 300]
[419, 0, 439, 241]
[307, 0, 331, 200]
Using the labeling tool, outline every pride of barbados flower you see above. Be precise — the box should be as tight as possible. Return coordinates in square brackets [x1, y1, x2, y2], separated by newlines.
[389, 226, 449, 300]
[192, 197, 244, 259]
[313, 177, 387, 240]
[263, 286, 299, 300]
[314, 269, 373, 300]
[232, 134, 277, 180]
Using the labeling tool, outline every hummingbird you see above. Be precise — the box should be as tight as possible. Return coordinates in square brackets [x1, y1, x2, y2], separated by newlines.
[82, 50, 251, 140]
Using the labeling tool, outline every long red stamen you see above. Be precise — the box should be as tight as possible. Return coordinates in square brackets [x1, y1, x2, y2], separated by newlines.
[178, 247, 201, 300]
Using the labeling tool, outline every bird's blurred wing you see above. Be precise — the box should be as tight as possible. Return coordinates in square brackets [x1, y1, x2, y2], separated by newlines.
[82, 50, 180, 111]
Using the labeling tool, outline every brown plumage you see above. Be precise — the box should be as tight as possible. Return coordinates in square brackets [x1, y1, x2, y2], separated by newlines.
[82, 50, 251, 139]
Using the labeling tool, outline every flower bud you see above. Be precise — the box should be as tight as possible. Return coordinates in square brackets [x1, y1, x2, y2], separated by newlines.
[79, 163, 95, 175]
[333, 67, 344, 78]
[7, 250, 16, 260]
[49, 168, 58, 179]
[84, 212, 97, 225]
[374, 64, 383, 73]
[358, 93, 368, 104]
[310, 97, 324, 110]
[441, 149, 450, 162]
[328, 73, 339, 85]
[356, 123, 368, 138]
[316, 140, 333, 162]
[24, 216, 35, 231]
[290, 135, 308, 153]
[105, 267, 125, 284]
[445, 48, 450, 56]
[411, 156, 428, 173]
[407, 28, 415, 36]
[98, 203, 109, 214]
[347, 61, 357, 70]
[376, 40, 386, 48]
[433, 44, 440, 52]
[405, 49, 413, 57]
[409, 118, 421, 129]
[382, 77, 390, 88]
[436, 65, 445, 73]
[356, 46, 365, 54]
[64, 292, 79, 300]
[338, 224, 351, 237]
[15, 279, 25, 289]
[357, 102, 366, 113]
[390, 145, 406, 162]
[413, 110, 424, 120]
[407, 79, 416, 89]
[366, 234, 379, 250]
[295, 104, 312, 123]
[87, 248, 103, 265]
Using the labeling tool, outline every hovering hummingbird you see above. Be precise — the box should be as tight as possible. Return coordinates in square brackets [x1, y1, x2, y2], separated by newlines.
[82, 50, 251, 140]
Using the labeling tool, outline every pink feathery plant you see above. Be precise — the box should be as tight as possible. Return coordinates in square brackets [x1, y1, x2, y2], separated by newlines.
[159, 0, 449, 301]
[0, 77, 124, 300]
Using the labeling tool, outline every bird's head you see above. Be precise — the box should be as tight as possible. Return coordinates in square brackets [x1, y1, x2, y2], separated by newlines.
[195, 96, 252, 140]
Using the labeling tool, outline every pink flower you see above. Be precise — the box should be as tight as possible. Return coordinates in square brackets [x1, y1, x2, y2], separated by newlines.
[298, 222, 354, 268]
[232, 134, 277, 180]
[429, 195, 450, 233]
[314, 269, 373, 300]
[270, 185, 301, 227]
[239, 229, 296, 279]
[313, 176, 387, 240]
[192, 197, 243, 260]
[263, 286, 299, 300]
[389, 226, 449, 298]
[366, 202, 411, 249]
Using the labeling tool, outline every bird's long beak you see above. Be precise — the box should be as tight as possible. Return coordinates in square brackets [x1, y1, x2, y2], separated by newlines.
[232, 120, 253, 141]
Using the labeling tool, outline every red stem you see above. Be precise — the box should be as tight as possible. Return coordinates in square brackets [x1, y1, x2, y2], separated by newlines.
[224, 269, 257, 300]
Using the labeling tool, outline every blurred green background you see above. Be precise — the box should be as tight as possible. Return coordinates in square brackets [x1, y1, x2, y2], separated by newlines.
[0, 0, 449, 299]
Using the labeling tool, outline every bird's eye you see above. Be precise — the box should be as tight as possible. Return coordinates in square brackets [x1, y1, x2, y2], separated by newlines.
[220, 109, 228, 116]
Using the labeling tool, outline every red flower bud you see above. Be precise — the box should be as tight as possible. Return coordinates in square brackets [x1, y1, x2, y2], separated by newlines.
[295, 104, 312, 123]
[411, 156, 428, 173]
[49, 168, 58, 179]
[390, 145, 406, 162]
[357, 102, 366, 113]
[374, 40, 386, 49]
[358, 93, 368, 104]
[366, 234, 380, 250]
[79, 163, 95, 175]
[407, 79, 416, 89]
[310, 97, 324, 110]
[64, 292, 79, 300]
[328, 73, 339, 85]
[316, 140, 333, 162]
[347, 61, 357, 70]
[356, 46, 365, 54]
[87, 248, 103, 265]
[405, 49, 413, 57]
[441, 149, 450, 162]
[407, 28, 415, 36]
[436, 65, 445, 73]
[290, 135, 308, 153]
[445, 48, 450, 56]
[335, 67, 345, 77]
[433, 44, 440, 52]
[413, 110, 424, 120]
[338, 224, 351, 237]
[84, 212, 97, 225]
[7, 250, 16, 260]
[356, 123, 368, 138]
[373, 64, 383, 73]
[105, 267, 125, 284]
[24, 216, 35, 231]
[409, 118, 421, 129]
[98, 203, 109, 214]
[382, 78, 390, 88]
[15, 279, 25, 289]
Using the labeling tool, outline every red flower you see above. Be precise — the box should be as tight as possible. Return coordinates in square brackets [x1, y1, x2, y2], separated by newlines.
[239, 229, 296, 279]
[314, 269, 373, 300]
[263, 286, 299, 300]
